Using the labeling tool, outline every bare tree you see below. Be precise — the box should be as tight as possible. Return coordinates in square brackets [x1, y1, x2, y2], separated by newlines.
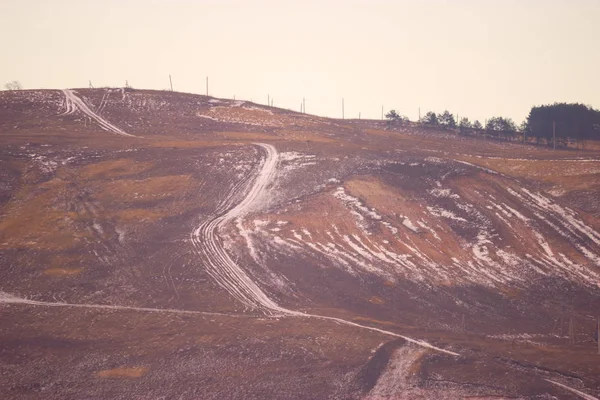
[4, 81, 22, 91]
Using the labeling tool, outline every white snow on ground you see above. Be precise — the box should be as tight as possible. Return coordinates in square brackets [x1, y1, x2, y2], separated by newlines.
[429, 187, 460, 199]
[402, 218, 420, 233]
[28, 153, 58, 173]
[426, 206, 467, 222]
[279, 152, 317, 171]
[279, 151, 316, 162]
[365, 345, 469, 399]
[417, 220, 441, 241]
[0, 291, 230, 317]
[533, 230, 554, 257]
[333, 187, 382, 221]
[60, 89, 137, 137]
[507, 187, 600, 266]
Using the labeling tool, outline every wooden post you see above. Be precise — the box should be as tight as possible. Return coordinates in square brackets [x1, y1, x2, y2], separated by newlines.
[553, 120, 556, 150]
[303, 97, 305, 114]
[169, 75, 173, 91]
[359, 112, 361, 120]
[268, 94, 270, 106]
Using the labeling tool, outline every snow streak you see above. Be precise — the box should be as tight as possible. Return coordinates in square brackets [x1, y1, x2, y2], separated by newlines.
[0, 291, 229, 317]
[61, 89, 136, 137]
[545, 379, 599, 400]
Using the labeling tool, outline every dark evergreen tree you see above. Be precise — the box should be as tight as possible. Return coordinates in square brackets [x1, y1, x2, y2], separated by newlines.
[439, 110, 457, 128]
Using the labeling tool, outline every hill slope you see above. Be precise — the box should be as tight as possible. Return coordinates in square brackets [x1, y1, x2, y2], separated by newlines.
[1, 88, 600, 399]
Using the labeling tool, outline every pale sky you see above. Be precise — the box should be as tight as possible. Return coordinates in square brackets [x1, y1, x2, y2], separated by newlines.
[1, 0, 599, 123]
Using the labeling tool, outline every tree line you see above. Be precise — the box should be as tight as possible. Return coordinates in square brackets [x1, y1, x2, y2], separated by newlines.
[386, 103, 600, 147]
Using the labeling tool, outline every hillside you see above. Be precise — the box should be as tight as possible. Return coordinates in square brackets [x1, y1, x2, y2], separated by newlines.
[1, 88, 600, 399]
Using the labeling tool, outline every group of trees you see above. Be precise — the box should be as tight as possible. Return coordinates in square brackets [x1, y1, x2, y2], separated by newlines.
[3, 81, 22, 90]
[385, 103, 600, 147]
[385, 109, 409, 124]
[524, 103, 600, 145]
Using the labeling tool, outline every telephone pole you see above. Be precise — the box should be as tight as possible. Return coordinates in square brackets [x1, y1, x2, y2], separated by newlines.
[169, 75, 173, 91]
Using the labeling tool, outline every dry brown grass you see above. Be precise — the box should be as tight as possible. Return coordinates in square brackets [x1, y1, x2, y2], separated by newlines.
[96, 367, 148, 379]
[44, 268, 83, 276]
[149, 140, 229, 148]
[112, 208, 167, 223]
[344, 177, 464, 265]
[217, 131, 280, 141]
[0, 182, 90, 250]
[96, 175, 196, 204]
[406, 349, 428, 376]
[353, 316, 402, 328]
[275, 129, 338, 143]
[458, 156, 600, 194]
[79, 158, 154, 180]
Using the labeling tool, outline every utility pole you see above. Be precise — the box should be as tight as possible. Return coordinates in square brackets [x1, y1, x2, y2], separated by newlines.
[303, 97, 305, 114]
[206, 76, 208, 96]
[381, 105, 384, 120]
[359, 112, 361, 120]
[553, 120, 556, 150]
[268, 94, 270, 106]
[169, 75, 173, 91]
[342, 98, 344, 119]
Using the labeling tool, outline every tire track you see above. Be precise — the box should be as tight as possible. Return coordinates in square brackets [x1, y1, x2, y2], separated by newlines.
[60, 89, 138, 138]
[0, 291, 232, 317]
[190, 143, 460, 356]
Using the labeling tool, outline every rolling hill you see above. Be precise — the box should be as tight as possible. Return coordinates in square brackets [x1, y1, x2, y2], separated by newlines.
[1, 88, 599, 399]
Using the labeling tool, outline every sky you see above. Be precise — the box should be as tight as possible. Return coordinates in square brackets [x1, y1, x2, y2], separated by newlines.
[1, 0, 599, 123]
